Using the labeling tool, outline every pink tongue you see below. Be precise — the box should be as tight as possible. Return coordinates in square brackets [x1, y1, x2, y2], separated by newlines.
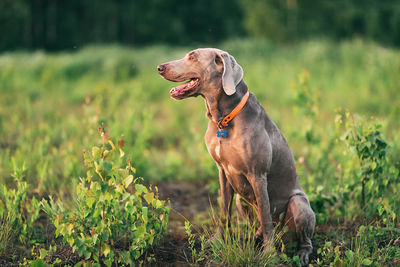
[173, 82, 188, 91]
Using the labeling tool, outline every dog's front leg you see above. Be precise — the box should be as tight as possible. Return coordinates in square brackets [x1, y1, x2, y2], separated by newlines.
[218, 167, 234, 228]
[250, 174, 274, 243]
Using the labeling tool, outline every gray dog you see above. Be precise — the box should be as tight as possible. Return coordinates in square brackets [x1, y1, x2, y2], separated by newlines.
[157, 48, 315, 265]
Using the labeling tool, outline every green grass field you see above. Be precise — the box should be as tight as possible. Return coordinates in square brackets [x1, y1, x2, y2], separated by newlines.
[0, 39, 399, 265]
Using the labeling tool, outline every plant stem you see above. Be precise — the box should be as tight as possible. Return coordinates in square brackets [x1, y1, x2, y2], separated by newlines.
[361, 178, 365, 209]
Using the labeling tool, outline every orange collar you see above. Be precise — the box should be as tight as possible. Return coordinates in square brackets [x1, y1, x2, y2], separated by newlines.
[213, 90, 250, 128]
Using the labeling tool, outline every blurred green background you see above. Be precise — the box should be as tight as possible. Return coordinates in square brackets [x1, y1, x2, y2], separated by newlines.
[1, 39, 399, 196]
[1, 0, 400, 51]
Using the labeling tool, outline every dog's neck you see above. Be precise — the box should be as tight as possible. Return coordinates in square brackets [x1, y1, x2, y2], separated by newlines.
[203, 80, 248, 124]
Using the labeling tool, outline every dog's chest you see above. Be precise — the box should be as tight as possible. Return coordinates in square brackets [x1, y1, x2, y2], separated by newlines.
[207, 138, 223, 163]
[205, 126, 248, 166]
[206, 135, 235, 162]
[207, 137, 244, 169]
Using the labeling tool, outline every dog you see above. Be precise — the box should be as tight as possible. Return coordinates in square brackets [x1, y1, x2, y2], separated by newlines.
[157, 48, 315, 265]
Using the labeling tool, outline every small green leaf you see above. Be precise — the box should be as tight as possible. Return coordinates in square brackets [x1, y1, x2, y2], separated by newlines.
[85, 197, 95, 209]
[84, 250, 91, 260]
[124, 175, 133, 188]
[92, 147, 102, 159]
[142, 207, 148, 221]
[135, 225, 146, 238]
[102, 161, 113, 173]
[345, 250, 353, 260]
[116, 184, 125, 193]
[371, 161, 377, 170]
[67, 237, 75, 247]
[155, 199, 165, 209]
[102, 244, 111, 257]
[143, 192, 154, 204]
[362, 259, 372, 266]
[28, 259, 47, 267]
[135, 184, 148, 194]
[67, 223, 74, 235]
[39, 248, 48, 259]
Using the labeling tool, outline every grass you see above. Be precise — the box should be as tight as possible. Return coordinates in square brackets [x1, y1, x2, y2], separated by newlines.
[0, 213, 13, 255]
[205, 215, 282, 266]
[1, 39, 399, 193]
[0, 38, 399, 265]
[184, 204, 283, 267]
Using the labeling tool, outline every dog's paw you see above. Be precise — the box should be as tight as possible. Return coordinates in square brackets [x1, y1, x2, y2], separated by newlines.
[296, 247, 312, 266]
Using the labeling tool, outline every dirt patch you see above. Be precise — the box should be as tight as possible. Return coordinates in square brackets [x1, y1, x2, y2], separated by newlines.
[152, 180, 218, 266]
[156, 181, 218, 232]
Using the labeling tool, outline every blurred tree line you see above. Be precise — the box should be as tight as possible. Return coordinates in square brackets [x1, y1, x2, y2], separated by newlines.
[1, 0, 400, 51]
[242, 0, 400, 45]
[0, 0, 243, 51]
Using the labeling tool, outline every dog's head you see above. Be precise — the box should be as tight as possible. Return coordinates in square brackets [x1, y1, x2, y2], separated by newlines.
[157, 48, 243, 100]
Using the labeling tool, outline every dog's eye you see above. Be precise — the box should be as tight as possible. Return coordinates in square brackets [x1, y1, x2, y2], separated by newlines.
[188, 53, 197, 61]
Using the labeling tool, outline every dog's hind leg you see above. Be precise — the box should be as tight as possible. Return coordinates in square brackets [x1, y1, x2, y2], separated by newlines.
[284, 194, 315, 266]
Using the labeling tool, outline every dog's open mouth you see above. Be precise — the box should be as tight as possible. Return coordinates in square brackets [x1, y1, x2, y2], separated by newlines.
[170, 78, 200, 99]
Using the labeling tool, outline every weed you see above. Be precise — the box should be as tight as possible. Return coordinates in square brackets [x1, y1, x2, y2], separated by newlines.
[185, 221, 207, 266]
[340, 112, 400, 218]
[0, 213, 13, 255]
[0, 159, 40, 251]
[41, 129, 169, 266]
[206, 220, 281, 266]
[201, 206, 282, 267]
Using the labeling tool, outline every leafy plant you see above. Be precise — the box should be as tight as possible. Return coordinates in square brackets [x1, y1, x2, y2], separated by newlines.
[0, 213, 13, 255]
[27, 244, 60, 266]
[344, 226, 373, 267]
[340, 112, 399, 217]
[0, 159, 40, 252]
[315, 225, 400, 266]
[292, 69, 320, 121]
[185, 221, 206, 266]
[292, 70, 339, 223]
[41, 129, 169, 266]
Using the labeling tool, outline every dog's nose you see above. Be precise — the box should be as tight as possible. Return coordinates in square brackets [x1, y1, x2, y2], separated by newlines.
[157, 64, 166, 73]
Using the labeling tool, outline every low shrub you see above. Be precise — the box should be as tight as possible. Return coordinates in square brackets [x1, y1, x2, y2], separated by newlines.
[41, 129, 169, 266]
[0, 160, 40, 254]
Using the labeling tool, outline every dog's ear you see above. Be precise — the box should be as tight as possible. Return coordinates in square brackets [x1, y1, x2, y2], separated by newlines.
[220, 52, 243, 96]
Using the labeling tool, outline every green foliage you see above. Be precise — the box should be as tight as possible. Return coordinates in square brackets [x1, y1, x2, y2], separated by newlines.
[2, 0, 400, 50]
[26, 244, 60, 266]
[184, 221, 206, 266]
[0, 212, 13, 255]
[206, 221, 281, 266]
[0, 40, 399, 265]
[340, 112, 399, 218]
[0, 0, 244, 51]
[316, 225, 400, 266]
[290, 68, 399, 223]
[0, 159, 40, 252]
[201, 207, 282, 267]
[41, 130, 169, 266]
[183, 205, 283, 266]
[291, 70, 338, 224]
[1, 40, 399, 193]
[241, 0, 400, 46]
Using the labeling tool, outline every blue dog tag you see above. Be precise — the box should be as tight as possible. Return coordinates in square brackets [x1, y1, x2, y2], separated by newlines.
[217, 130, 227, 138]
